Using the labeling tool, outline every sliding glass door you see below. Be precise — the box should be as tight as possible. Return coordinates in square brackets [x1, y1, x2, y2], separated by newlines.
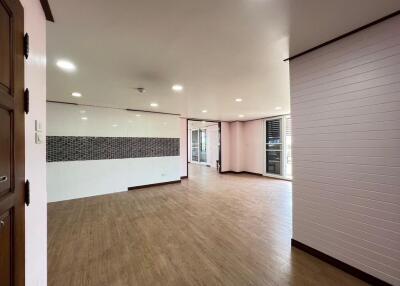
[191, 129, 207, 164]
[191, 130, 199, 162]
[264, 115, 292, 179]
[265, 118, 283, 176]
[199, 129, 207, 163]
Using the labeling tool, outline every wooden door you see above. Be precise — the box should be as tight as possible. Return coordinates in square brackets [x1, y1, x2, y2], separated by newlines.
[0, 0, 25, 285]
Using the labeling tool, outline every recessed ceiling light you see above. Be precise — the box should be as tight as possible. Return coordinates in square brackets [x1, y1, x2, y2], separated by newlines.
[172, 84, 184, 92]
[238, 114, 244, 118]
[150, 103, 158, 107]
[112, 124, 118, 127]
[56, 59, 76, 72]
[202, 121, 206, 124]
[202, 110, 208, 113]
[136, 114, 141, 117]
[81, 117, 88, 120]
[235, 98, 243, 102]
[275, 106, 282, 110]
[72, 92, 82, 97]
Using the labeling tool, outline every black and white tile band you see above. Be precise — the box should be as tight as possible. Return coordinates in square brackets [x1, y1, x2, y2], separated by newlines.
[47, 136, 180, 162]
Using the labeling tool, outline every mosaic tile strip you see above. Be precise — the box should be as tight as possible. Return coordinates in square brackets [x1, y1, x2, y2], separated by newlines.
[47, 136, 180, 162]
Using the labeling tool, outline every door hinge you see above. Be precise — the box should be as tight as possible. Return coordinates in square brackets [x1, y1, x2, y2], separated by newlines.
[24, 33, 29, 59]
[24, 88, 29, 114]
[25, 180, 30, 206]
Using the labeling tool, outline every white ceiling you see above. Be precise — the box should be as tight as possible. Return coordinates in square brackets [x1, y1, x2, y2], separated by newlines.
[47, 0, 400, 121]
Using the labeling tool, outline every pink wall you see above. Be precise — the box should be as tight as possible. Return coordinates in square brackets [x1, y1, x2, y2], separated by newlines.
[21, 0, 47, 284]
[180, 118, 188, 177]
[185, 120, 264, 174]
[290, 16, 400, 285]
[221, 122, 231, 172]
[243, 120, 264, 174]
[229, 122, 244, 172]
[220, 120, 264, 174]
[206, 124, 219, 168]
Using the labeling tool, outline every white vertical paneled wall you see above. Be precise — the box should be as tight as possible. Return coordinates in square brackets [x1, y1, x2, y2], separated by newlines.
[290, 17, 400, 285]
[47, 103, 181, 202]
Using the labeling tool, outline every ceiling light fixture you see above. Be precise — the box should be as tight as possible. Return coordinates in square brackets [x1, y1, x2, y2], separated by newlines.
[275, 106, 282, 110]
[72, 92, 82, 97]
[136, 87, 146, 94]
[172, 84, 184, 92]
[56, 59, 76, 72]
[150, 103, 159, 107]
[112, 124, 118, 127]
[136, 114, 141, 117]
[81, 117, 88, 120]
[235, 98, 243, 102]
[202, 110, 207, 113]
[238, 114, 244, 118]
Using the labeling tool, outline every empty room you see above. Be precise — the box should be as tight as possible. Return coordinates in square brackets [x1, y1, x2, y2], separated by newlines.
[1, 0, 400, 285]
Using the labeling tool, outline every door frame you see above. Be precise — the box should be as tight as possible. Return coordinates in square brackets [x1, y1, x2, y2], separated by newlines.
[186, 119, 222, 178]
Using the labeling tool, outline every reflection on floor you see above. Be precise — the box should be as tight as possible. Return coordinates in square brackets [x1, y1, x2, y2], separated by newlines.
[47, 163, 366, 286]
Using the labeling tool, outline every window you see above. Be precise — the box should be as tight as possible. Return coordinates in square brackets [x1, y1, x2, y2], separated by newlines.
[264, 115, 292, 179]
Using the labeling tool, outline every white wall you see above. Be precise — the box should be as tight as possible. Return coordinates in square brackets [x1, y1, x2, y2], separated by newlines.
[47, 103, 181, 202]
[290, 16, 400, 286]
[21, 0, 47, 285]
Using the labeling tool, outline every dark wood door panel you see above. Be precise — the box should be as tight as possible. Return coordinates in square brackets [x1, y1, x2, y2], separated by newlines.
[0, 108, 12, 197]
[0, 1, 11, 91]
[0, 0, 24, 285]
[0, 210, 12, 286]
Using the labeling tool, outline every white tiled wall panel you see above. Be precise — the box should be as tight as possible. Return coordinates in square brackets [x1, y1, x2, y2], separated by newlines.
[290, 16, 400, 285]
[47, 103, 181, 202]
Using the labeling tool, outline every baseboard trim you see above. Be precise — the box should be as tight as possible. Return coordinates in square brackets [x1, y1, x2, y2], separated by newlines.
[220, 171, 262, 176]
[128, 180, 181, 190]
[291, 239, 392, 286]
[180, 176, 188, 179]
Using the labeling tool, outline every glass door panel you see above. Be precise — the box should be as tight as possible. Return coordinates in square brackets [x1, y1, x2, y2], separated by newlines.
[199, 129, 207, 163]
[192, 130, 199, 162]
[266, 119, 282, 175]
[266, 151, 282, 175]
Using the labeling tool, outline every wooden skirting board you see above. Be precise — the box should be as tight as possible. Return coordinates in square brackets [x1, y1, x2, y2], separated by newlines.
[220, 171, 263, 176]
[291, 239, 392, 286]
[128, 180, 181, 190]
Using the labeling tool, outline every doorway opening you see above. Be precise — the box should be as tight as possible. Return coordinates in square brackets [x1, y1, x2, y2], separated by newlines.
[187, 120, 221, 177]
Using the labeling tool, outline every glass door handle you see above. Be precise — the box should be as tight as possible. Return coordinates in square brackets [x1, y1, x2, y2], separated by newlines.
[0, 176, 8, 183]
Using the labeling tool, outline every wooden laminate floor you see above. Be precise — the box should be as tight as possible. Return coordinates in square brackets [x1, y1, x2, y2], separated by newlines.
[48, 164, 367, 286]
